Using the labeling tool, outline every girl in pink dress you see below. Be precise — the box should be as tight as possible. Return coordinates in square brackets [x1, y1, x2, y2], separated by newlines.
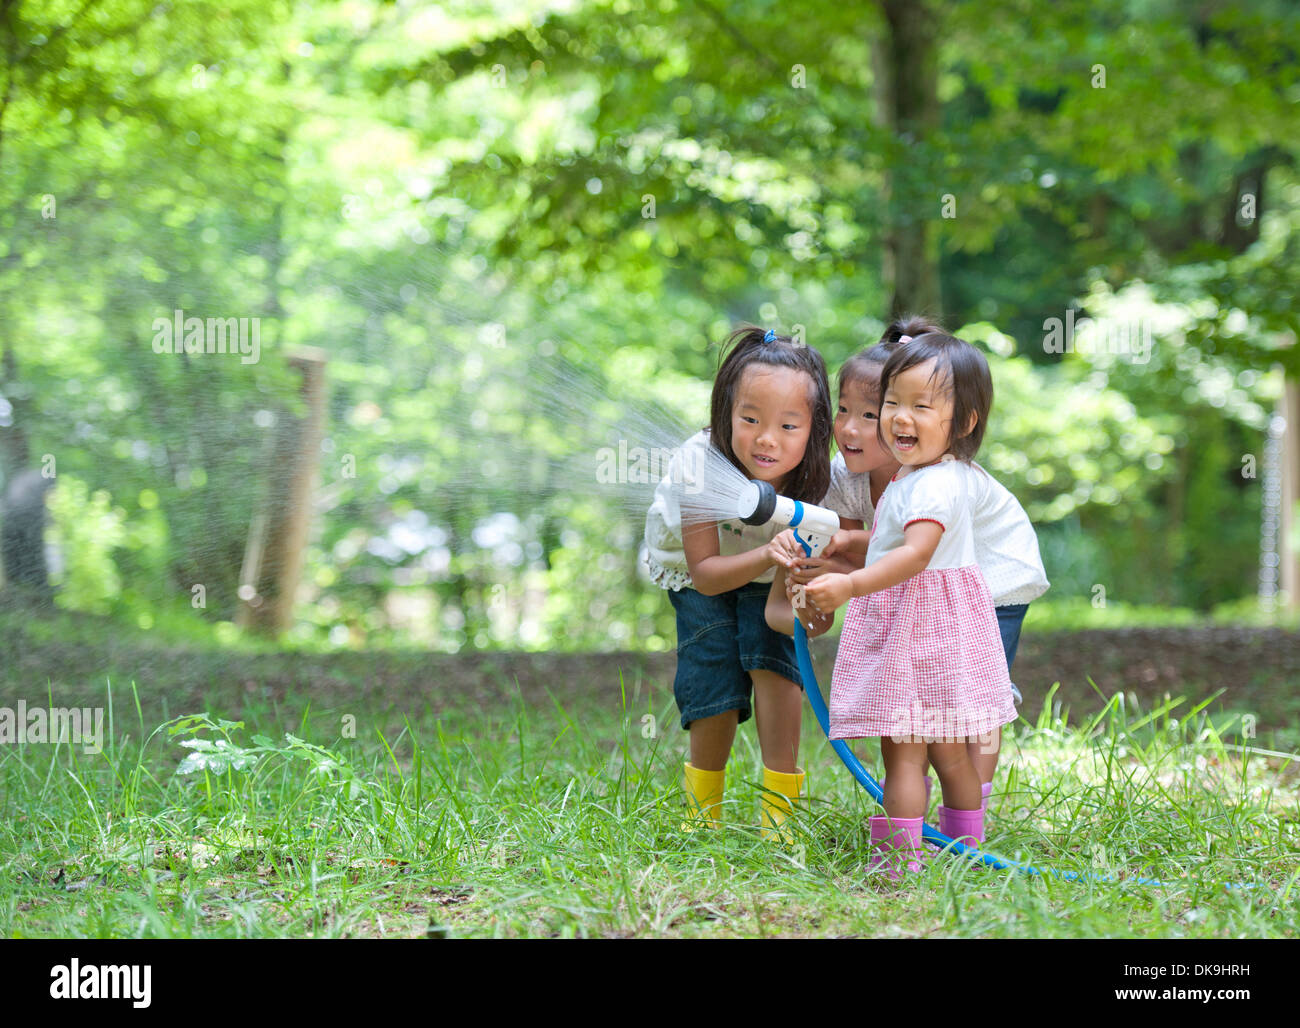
[802, 332, 1017, 879]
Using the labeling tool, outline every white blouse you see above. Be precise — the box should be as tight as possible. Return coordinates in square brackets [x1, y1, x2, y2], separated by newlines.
[822, 453, 876, 525]
[966, 461, 1050, 605]
[831, 457, 1048, 606]
[643, 430, 783, 591]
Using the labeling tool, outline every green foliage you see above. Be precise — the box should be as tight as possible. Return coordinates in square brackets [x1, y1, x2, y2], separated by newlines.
[2, 0, 1296, 646]
[46, 475, 126, 615]
[1026, 595, 1300, 632]
[167, 712, 374, 813]
[2, 676, 1296, 938]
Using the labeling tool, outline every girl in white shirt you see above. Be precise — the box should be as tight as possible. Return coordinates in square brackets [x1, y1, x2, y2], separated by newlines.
[773, 319, 1048, 808]
[644, 326, 835, 839]
[803, 332, 1020, 875]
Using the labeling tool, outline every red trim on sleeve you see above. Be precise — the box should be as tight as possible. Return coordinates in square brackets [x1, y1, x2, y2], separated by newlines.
[904, 517, 945, 531]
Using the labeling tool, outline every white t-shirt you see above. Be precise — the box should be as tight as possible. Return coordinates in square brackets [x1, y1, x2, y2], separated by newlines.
[839, 457, 1048, 606]
[866, 459, 981, 570]
[967, 461, 1050, 605]
[643, 430, 784, 591]
[822, 453, 875, 525]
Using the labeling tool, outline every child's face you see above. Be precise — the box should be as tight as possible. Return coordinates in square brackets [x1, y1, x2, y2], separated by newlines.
[835, 377, 894, 474]
[880, 359, 959, 468]
[730, 364, 814, 488]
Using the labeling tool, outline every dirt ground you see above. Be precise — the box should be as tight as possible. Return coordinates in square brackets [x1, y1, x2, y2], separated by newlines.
[8, 604, 1297, 736]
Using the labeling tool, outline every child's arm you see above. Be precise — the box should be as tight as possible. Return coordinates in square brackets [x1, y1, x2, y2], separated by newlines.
[803, 520, 944, 613]
[831, 523, 871, 556]
[682, 518, 797, 597]
[765, 567, 834, 637]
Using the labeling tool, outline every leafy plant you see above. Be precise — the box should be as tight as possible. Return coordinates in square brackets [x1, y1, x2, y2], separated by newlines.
[167, 713, 372, 814]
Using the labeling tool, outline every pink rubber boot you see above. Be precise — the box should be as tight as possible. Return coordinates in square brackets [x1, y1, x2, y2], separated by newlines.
[937, 805, 985, 848]
[882, 776, 935, 851]
[868, 815, 926, 881]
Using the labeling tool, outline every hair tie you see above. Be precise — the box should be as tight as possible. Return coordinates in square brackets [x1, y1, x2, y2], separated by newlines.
[763, 329, 776, 343]
[898, 334, 913, 344]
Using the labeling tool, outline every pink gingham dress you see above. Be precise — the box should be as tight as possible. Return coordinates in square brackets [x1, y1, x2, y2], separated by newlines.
[829, 458, 1017, 741]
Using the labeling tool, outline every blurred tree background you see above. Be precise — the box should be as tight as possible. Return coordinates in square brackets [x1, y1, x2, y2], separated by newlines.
[1, 0, 1296, 652]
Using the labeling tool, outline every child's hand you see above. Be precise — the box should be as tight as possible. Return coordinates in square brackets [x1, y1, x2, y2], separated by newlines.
[803, 572, 854, 614]
[787, 552, 860, 584]
[820, 530, 854, 558]
[798, 606, 835, 637]
[765, 530, 804, 570]
[787, 579, 835, 636]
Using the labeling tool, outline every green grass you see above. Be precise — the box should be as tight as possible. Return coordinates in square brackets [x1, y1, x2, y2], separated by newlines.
[2, 677, 1297, 938]
[1024, 596, 1300, 632]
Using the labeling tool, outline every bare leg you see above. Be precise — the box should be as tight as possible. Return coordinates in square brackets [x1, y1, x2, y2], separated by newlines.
[689, 710, 739, 772]
[932, 730, 1001, 786]
[880, 737, 928, 819]
[967, 726, 1000, 784]
[751, 669, 802, 773]
[928, 739, 982, 811]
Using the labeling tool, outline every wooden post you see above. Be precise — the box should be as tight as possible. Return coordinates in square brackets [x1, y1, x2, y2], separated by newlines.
[237, 347, 327, 636]
[1280, 376, 1300, 611]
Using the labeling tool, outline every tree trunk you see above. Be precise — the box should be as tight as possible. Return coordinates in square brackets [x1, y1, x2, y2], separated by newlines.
[1, 468, 52, 604]
[877, 0, 942, 318]
[0, 346, 53, 604]
[236, 348, 328, 636]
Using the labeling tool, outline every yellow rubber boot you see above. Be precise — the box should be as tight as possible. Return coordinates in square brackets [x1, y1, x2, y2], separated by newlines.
[760, 766, 805, 842]
[682, 762, 725, 831]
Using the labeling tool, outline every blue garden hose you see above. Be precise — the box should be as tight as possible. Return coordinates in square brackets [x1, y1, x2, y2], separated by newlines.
[791, 620, 1257, 890]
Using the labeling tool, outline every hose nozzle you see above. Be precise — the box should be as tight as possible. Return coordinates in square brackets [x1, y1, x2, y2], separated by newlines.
[734, 479, 841, 559]
[737, 480, 777, 526]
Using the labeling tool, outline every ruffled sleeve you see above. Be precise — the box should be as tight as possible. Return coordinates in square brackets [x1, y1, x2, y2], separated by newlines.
[822, 454, 875, 524]
[642, 431, 709, 591]
[900, 459, 965, 532]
